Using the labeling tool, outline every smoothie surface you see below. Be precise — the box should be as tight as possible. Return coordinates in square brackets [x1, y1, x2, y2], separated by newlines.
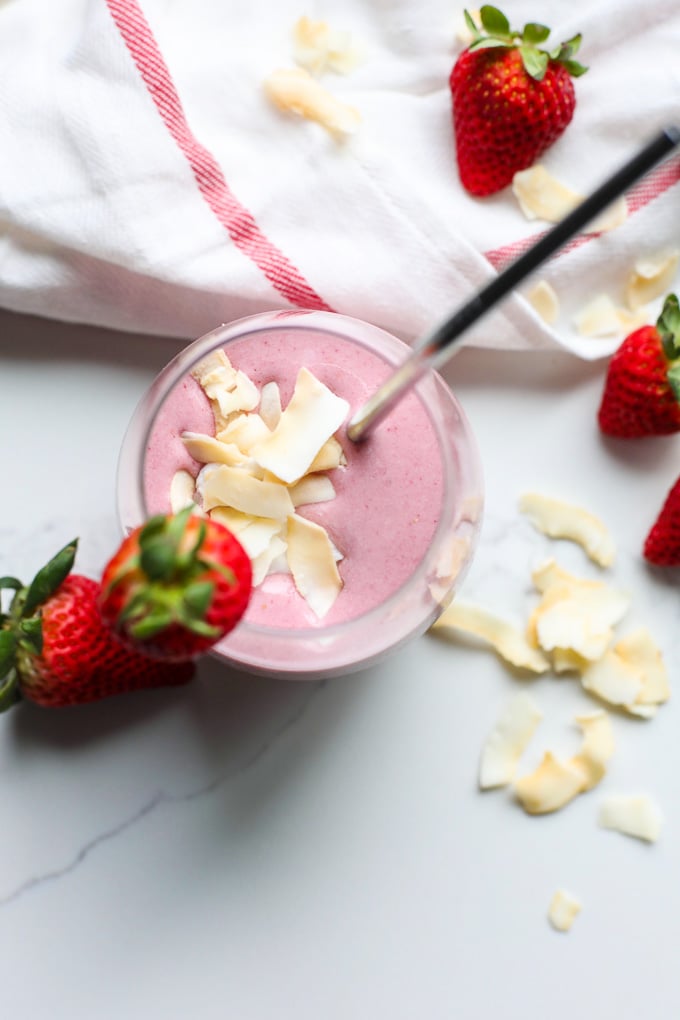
[144, 327, 446, 628]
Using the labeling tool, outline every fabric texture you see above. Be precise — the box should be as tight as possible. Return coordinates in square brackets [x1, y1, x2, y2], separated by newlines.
[1, 0, 679, 357]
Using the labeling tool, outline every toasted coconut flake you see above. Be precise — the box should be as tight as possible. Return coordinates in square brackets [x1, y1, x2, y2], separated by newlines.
[289, 474, 336, 507]
[292, 15, 364, 75]
[286, 513, 343, 618]
[478, 692, 543, 790]
[530, 560, 630, 661]
[252, 367, 349, 484]
[570, 710, 614, 791]
[217, 413, 272, 455]
[526, 280, 560, 325]
[431, 601, 551, 673]
[263, 67, 361, 137]
[252, 535, 288, 587]
[625, 250, 679, 310]
[580, 649, 644, 707]
[551, 648, 589, 674]
[259, 382, 282, 431]
[169, 470, 197, 514]
[182, 432, 249, 467]
[548, 890, 582, 933]
[519, 492, 616, 567]
[512, 166, 582, 222]
[515, 751, 585, 814]
[615, 628, 670, 705]
[198, 464, 294, 520]
[308, 436, 346, 472]
[573, 294, 648, 338]
[587, 197, 628, 234]
[598, 794, 663, 843]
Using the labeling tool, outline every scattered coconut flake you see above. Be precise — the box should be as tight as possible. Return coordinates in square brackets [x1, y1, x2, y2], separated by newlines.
[259, 381, 282, 431]
[208, 506, 257, 536]
[580, 648, 644, 707]
[625, 250, 679, 310]
[228, 517, 283, 561]
[286, 513, 343, 618]
[512, 165, 582, 223]
[519, 492, 616, 567]
[515, 751, 585, 815]
[526, 280, 560, 325]
[191, 349, 237, 394]
[529, 560, 630, 661]
[169, 469, 197, 514]
[573, 294, 648, 338]
[289, 474, 336, 507]
[263, 67, 361, 137]
[431, 601, 551, 673]
[252, 367, 349, 484]
[198, 464, 294, 520]
[570, 710, 614, 791]
[548, 890, 582, 933]
[478, 692, 543, 790]
[292, 15, 364, 75]
[587, 197, 628, 234]
[615, 628, 670, 706]
[626, 703, 659, 720]
[551, 648, 588, 674]
[598, 794, 663, 843]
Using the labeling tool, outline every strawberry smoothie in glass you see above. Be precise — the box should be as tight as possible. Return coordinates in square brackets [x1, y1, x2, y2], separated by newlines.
[117, 311, 483, 679]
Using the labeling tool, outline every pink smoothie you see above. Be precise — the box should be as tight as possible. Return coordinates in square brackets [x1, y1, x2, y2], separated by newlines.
[144, 327, 445, 630]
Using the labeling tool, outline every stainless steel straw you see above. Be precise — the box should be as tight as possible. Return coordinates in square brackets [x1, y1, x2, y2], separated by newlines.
[347, 126, 680, 443]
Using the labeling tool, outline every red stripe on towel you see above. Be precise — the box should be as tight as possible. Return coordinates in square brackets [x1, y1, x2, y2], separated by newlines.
[484, 154, 680, 271]
[105, 0, 333, 311]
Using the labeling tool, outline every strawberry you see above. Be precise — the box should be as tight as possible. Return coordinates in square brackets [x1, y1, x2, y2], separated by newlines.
[99, 508, 252, 661]
[644, 476, 680, 567]
[450, 7, 587, 196]
[598, 294, 680, 438]
[0, 541, 193, 710]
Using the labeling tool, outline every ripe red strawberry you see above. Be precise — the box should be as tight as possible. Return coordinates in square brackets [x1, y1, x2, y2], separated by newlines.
[598, 294, 680, 438]
[644, 476, 680, 566]
[99, 508, 252, 661]
[450, 7, 587, 196]
[0, 542, 193, 709]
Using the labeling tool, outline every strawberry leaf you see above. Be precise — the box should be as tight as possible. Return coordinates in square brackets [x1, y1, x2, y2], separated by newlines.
[140, 539, 176, 581]
[463, 9, 479, 34]
[22, 540, 77, 618]
[480, 5, 511, 37]
[520, 45, 548, 80]
[522, 22, 550, 45]
[19, 616, 43, 655]
[130, 609, 174, 640]
[667, 363, 680, 403]
[0, 630, 17, 681]
[658, 293, 680, 359]
[0, 667, 21, 712]
[468, 37, 511, 51]
[561, 59, 588, 77]
[0, 577, 22, 592]
[181, 580, 215, 619]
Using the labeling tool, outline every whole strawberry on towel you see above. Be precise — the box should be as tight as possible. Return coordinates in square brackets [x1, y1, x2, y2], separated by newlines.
[450, 7, 587, 196]
[0, 541, 194, 709]
[598, 294, 680, 438]
[644, 476, 680, 567]
[99, 507, 252, 662]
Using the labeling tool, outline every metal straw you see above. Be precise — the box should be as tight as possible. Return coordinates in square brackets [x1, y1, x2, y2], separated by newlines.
[347, 126, 680, 443]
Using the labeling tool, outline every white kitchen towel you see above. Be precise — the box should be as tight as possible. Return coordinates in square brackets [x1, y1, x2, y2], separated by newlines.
[1, 0, 679, 358]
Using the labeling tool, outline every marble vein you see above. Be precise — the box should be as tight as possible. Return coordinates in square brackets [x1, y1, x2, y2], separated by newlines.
[0, 681, 324, 908]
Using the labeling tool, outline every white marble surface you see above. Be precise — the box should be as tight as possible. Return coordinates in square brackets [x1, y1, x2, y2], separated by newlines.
[1, 307, 679, 1019]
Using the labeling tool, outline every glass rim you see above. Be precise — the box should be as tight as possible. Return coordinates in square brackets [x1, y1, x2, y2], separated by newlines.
[118, 309, 481, 645]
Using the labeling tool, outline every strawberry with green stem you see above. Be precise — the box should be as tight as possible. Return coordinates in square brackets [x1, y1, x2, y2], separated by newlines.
[98, 507, 253, 662]
[450, 6, 587, 196]
[0, 540, 193, 710]
[598, 294, 680, 438]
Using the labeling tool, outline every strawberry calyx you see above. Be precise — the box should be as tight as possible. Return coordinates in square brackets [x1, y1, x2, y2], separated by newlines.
[0, 539, 78, 710]
[103, 507, 234, 642]
[463, 6, 587, 81]
[657, 293, 680, 402]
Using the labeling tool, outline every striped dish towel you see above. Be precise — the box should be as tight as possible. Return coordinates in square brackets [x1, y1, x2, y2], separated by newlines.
[0, 0, 679, 358]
